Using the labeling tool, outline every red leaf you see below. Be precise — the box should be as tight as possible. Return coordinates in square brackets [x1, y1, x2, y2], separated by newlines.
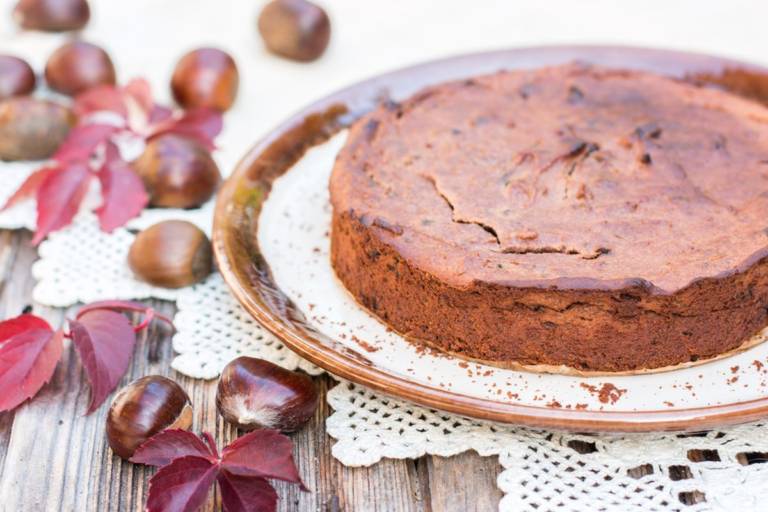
[0, 314, 52, 344]
[1, 166, 55, 211]
[131, 430, 217, 467]
[69, 309, 136, 413]
[95, 144, 148, 232]
[134, 430, 304, 512]
[0, 314, 63, 412]
[220, 430, 306, 488]
[32, 163, 93, 245]
[145, 455, 219, 512]
[53, 124, 118, 164]
[74, 85, 128, 119]
[218, 472, 277, 512]
[150, 108, 223, 150]
[123, 78, 154, 114]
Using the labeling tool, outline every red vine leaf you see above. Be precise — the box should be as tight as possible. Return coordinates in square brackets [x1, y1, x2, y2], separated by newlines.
[0, 314, 51, 339]
[134, 430, 305, 512]
[218, 472, 277, 512]
[1, 167, 55, 211]
[0, 314, 63, 412]
[123, 78, 154, 114]
[144, 455, 219, 512]
[220, 429, 306, 488]
[5, 77, 226, 243]
[149, 108, 223, 150]
[69, 309, 136, 413]
[53, 124, 118, 164]
[131, 429, 217, 467]
[32, 163, 93, 245]
[95, 143, 148, 232]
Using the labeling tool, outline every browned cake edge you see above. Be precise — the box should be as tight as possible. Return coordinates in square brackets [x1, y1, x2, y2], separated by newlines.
[330, 210, 768, 373]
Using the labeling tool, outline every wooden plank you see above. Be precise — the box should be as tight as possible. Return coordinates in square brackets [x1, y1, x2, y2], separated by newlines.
[426, 452, 503, 512]
[0, 230, 503, 511]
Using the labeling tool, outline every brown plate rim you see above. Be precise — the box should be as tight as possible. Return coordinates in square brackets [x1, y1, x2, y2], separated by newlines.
[213, 45, 768, 432]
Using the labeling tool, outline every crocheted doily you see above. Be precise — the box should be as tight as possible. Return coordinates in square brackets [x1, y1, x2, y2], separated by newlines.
[327, 381, 768, 512]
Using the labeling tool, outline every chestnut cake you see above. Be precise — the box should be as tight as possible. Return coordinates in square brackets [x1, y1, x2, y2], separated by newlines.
[329, 63, 768, 373]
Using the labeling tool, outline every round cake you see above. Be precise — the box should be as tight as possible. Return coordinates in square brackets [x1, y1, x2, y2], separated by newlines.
[329, 63, 768, 373]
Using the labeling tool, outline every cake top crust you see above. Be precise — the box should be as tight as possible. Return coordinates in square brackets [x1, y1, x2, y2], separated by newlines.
[329, 63, 768, 293]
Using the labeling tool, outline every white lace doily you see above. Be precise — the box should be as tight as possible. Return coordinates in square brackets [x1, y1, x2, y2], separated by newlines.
[327, 380, 768, 512]
[172, 273, 322, 379]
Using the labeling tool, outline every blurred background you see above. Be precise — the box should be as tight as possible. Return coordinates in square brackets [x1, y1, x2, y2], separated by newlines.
[1, 0, 764, 175]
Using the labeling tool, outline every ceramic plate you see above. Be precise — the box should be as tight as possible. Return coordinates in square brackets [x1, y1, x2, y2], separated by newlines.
[214, 46, 768, 431]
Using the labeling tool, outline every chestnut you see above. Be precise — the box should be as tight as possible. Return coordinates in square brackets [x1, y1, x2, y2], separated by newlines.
[133, 134, 221, 208]
[0, 97, 74, 161]
[257, 0, 331, 62]
[171, 48, 239, 111]
[216, 357, 319, 432]
[45, 41, 116, 96]
[13, 0, 90, 32]
[128, 220, 213, 289]
[0, 55, 36, 100]
[106, 375, 192, 460]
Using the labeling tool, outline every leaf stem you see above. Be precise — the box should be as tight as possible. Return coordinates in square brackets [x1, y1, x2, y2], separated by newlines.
[133, 308, 154, 332]
[201, 432, 219, 459]
[76, 301, 174, 331]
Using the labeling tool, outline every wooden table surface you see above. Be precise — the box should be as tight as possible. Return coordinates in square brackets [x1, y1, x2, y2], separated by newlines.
[0, 230, 503, 511]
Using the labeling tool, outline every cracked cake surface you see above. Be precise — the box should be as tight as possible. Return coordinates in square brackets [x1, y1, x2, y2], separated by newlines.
[329, 63, 768, 372]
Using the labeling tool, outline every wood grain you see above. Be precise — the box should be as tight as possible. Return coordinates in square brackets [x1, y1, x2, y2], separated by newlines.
[0, 230, 503, 511]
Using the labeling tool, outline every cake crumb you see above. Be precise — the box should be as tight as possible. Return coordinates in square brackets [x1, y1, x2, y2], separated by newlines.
[580, 382, 627, 404]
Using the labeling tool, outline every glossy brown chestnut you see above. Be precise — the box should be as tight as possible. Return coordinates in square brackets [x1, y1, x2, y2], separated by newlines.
[257, 0, 331, 62]
[13, 0, 90, 32]
[128, 220, 213, 289]
[171, 48, 239, 111]
[0, 97, 74, 161]
[216, 356, 319, 432]
[106, 375, 192, 460]
[0, 55, 36, 100]
[133, 134, 221, 208]
[44, 40, 116, 96]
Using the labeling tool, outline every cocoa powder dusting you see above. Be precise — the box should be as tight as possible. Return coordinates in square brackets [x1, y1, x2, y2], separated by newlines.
[351, 335, 379, 353]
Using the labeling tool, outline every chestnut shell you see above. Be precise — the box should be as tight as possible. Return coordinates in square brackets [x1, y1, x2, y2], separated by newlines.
[0, 97, 74, 161]
[216, 356, 319, 432]
[133, 134, 221, 209]
[257, 0, 331, 62]
[106, 375, 192, 459]
[127, 220, 213, 289]
[45, 40, 116, 96]
[0, 55, 36, 99]
[14, 0, 90, 32]
[171, 48, 239, 111]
